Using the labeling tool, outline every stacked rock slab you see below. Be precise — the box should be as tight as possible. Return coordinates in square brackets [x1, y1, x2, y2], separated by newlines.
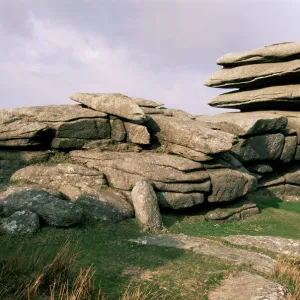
[204, 42, 300, 202]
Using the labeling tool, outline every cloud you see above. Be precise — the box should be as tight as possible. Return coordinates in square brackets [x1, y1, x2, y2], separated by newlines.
[1, 0, 300, 115]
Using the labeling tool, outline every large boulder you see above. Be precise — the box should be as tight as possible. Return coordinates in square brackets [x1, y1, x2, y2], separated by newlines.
[196, 112, 287, 136]
[1, 189, 83, 227]
[204, 59, 300, 89]
[209, 84, 300, 111]
[217, 42, 300, 66]
[131, 180, 163, 230]
[69, 93, 146, 122]
[205, 198, 259, 222]
[231, 133, 285, 162]
[124, 122, 150, 145]
[207, 168, 257, 202]
[157, 192, 205, 209]
[147, 115, 236, 155]
[0, 210, 40, 234]
[75, 189, 134, 223]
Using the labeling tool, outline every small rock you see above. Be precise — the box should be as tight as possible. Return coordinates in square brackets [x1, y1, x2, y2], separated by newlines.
[0, 210, 40, 234]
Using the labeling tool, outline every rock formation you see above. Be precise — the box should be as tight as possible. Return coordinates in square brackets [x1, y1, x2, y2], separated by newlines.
[2, 42, 300, 233]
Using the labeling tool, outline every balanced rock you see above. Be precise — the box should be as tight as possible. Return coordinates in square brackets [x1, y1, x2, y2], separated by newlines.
[217, 42, 300, 66]
[70, 93, 146, 122]
[131, 180, 163, 230]
[0, 210, 40, 234]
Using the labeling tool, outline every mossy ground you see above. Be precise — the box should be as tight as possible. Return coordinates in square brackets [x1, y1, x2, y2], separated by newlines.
[1, 197, 300, 299]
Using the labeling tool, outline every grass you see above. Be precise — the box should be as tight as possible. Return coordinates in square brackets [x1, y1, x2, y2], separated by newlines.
[0, 197, 300, 299]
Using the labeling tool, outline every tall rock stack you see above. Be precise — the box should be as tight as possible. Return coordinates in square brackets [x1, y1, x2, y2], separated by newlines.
[204, 42, 300, 202]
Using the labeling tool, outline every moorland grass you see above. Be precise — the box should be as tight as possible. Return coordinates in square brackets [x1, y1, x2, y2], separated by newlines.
[0, 197, 300, 299]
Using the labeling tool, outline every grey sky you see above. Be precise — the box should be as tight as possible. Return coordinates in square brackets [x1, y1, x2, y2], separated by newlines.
[1, 0, 300, 114]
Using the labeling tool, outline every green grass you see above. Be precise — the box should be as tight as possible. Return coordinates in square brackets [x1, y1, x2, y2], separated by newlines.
[0, 197, 300, 299]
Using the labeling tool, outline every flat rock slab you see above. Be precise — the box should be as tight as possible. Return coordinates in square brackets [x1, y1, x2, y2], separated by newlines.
[148, 115, 236, 155]
[131, 234, 276, 274]
[208, 271, 289, 300]
[204, 59, 300, 89]
[9, 104, 107, 122]
[70, 93, 146, 122]
[222, 235, 300, 257]
[209, 84, 300, 111]
[217, 41, 300, 66]
[196, 112, 287, 137]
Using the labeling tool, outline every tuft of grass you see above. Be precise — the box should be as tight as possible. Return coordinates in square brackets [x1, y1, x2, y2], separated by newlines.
[274, 256, 300, 300]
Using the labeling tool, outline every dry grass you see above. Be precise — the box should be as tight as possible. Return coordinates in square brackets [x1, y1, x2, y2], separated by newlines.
[0, 241, 173, 300]
[274, 255, 300, 300]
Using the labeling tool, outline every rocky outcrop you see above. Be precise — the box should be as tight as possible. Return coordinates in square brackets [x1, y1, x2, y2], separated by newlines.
[7, 68, 300, 232]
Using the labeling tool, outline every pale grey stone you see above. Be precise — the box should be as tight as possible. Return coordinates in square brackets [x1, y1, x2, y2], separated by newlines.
[209, 271, 290, 300]
[148, 115, 236, 155]
[217, 42, 300, 66]
[124, 122, 150, 145]
[209, 84, 300, 111]
[131, 180, 163, 230]
[110, 118, 126, 142]
[132, 234, 276, 274]
[204, 59, 300, 89]
[70, 93, 146, 122]
[196, 112, 287, 136]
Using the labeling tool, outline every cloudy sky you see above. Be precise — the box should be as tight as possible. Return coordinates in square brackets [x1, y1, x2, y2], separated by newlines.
[1, 0, 300, 114]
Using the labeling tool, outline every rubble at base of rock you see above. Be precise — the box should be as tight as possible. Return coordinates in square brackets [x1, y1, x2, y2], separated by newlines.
[2, 42, 300, 233]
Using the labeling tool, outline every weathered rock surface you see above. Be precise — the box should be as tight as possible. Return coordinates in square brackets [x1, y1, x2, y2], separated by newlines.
[280, 135, 298, 163]
[94, 166, 211, 192]
[11, 163, 107, 194]
[231, 133, 285, 161]
[2, 189, 83, 227]
[222, 235, 300, 257]
[110, 118, 126, 142]
[131, 234, 276, 274]
[204, 59, 300, 89]
[209, 84, 300, 111]
[9, 104, 108, 122]
[124, 122, 150, 144]
[55, 118, 110, 140]
[208, 271, 290, 300]
[217, 42, 300, 66]
[205, 198, 259, 222]
[207, 168, 257, 202]
[131, 181, 163, 230]
[0, 210, 40, 234]
[157, 192, 205, 209]
[196, 112, 288, 136]
[70, 93, 146, 122]
[70, 151, 208, 184]
[164, 142, 214, 162]
[75, 189, 134, 223]
[148, 115, 236, 155]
